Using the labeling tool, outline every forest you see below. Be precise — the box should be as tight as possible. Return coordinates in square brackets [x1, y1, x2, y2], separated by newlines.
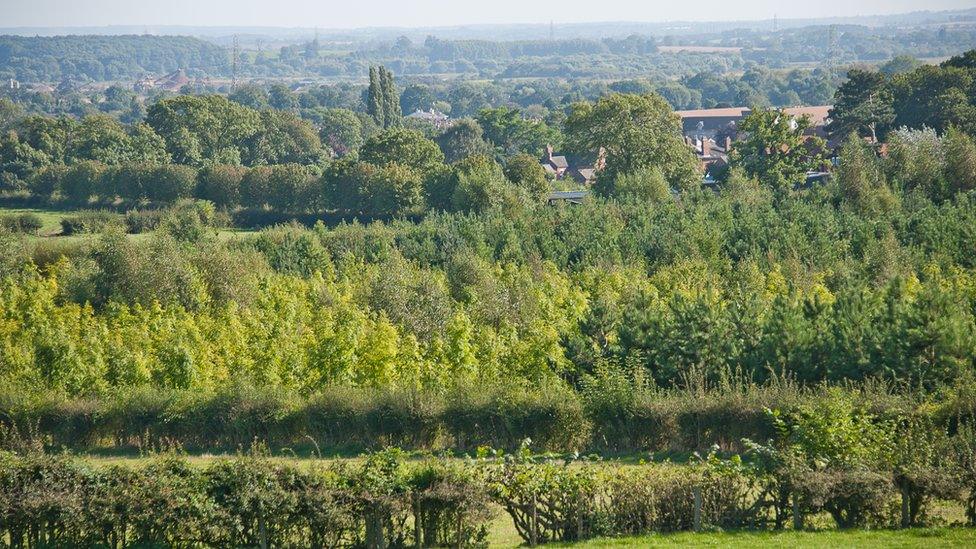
[3, 16, 975, 82]
[0, 49, 972, 402]
[0, 35, 229, 81]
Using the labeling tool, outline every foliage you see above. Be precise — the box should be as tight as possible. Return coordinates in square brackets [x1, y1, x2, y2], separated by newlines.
[360, 127, 445, 177]
[0, 213, 43, 234]
[828, 69, 895, 142]
[731, 107, 824, 191]
[504, 153, 552, 202]
[366, 65, 402, 129]
[437, 119, 492, 163]
[565, 93, 700, 190]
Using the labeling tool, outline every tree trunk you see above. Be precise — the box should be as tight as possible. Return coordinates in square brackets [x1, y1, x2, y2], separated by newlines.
[793, 492, 803, 531]
[366, 509, 387, 549]
[258, 500, 269, 549]
[693, 487, 703, 532]
[529, 494, 538, 547]
[901, 485, 911, 528]
[413, 494, 423, 548]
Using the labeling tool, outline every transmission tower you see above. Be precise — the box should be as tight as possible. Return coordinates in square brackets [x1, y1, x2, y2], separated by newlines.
[826, 26, 838, 70]
[231, 34, 239, 91]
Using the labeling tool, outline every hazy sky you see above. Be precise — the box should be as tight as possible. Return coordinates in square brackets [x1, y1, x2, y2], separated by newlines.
[1, 0, 974, 28]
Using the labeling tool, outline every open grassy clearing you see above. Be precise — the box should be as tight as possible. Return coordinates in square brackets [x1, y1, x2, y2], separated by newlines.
[0, 205, 255, 241]
[0, 206, 74, 235]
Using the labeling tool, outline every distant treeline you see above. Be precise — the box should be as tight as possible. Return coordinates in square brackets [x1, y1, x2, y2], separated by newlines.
[0, 35, 229, 82]
[2, 20, 976, 84]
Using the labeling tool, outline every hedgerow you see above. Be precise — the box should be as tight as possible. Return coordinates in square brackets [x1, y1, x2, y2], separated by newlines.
[0, 438, 972, 548]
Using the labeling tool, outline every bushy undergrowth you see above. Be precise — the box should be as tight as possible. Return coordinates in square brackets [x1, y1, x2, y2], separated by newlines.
[0, 213, 43, 234]
[59, 210, 122, 235]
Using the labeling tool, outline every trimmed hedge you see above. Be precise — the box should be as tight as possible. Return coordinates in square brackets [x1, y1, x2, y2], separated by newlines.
[0, 384, 933, 455]
[0, 449, 971, 547]
[0, 450, 493, 548]
[0, 385, 589, 454]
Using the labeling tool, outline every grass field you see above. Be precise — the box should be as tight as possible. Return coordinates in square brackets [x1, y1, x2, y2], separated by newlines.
[562, 528, 976, 548]
[0, 206, 73, 235]
[0, 205, 255, 241]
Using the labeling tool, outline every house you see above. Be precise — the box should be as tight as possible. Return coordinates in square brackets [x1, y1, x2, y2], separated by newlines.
[677, 106, 832, 139]
[677, 107, 750, 138]
[543, 146, 605, 184]
[56, 78, 84, 95]
[571, 168, 597, 185]
[134, 75, 156, 93]
[406, 108, 451, 129]
[155, 69, 190, 92]
[542, 145, 569, 179]
[133, 69, 190, 93]
[27, 83, 55, 94]
[686, 135, 731, 176]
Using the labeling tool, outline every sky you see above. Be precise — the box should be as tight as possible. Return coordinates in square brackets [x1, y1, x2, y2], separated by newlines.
[0, 0, 974, 29]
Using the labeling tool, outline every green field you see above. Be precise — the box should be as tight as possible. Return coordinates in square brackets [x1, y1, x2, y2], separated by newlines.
[0, 206, 73, 235]
[562, 529, 976, 548]
[0, 206, 255, 241]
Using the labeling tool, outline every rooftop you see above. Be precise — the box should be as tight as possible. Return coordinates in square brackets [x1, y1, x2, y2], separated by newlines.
[407, 108, 449, 121]
[677, 106, 832, 126]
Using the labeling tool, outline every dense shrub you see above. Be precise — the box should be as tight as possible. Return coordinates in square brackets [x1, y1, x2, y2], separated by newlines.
[798, 469, 897, 528]
[28, 165, 66, 197]
[444, 383, 591, 452]
[59, 210, 122, 234]
[0, 384, 947, 457]
[123, 208, 164, 233]
[606, 463, 754, 534]
[61, 161, 106, 204]
[196, 164, 245, 208]
[0, 213, 43, 234]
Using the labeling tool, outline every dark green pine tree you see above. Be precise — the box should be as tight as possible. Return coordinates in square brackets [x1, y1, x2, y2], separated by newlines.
[366, 66, 385, 128]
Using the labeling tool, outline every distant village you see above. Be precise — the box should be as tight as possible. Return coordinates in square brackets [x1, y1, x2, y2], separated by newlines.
[6, 72, 836, 204]
[542, 105, 834, 203]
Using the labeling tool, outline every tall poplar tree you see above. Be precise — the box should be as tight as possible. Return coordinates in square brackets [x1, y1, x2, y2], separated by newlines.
[367, 66, 402, 129]
[366, 66, 385, 128]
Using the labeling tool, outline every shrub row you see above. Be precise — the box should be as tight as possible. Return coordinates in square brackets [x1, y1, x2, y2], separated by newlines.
[0, 384, 931, 455]
[1, 448, 973, 548]
[0, 385, 590, 454]
[55, 201, 230, 236]
[59, 210, 123, 235]
[0, 449, 492, 548]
